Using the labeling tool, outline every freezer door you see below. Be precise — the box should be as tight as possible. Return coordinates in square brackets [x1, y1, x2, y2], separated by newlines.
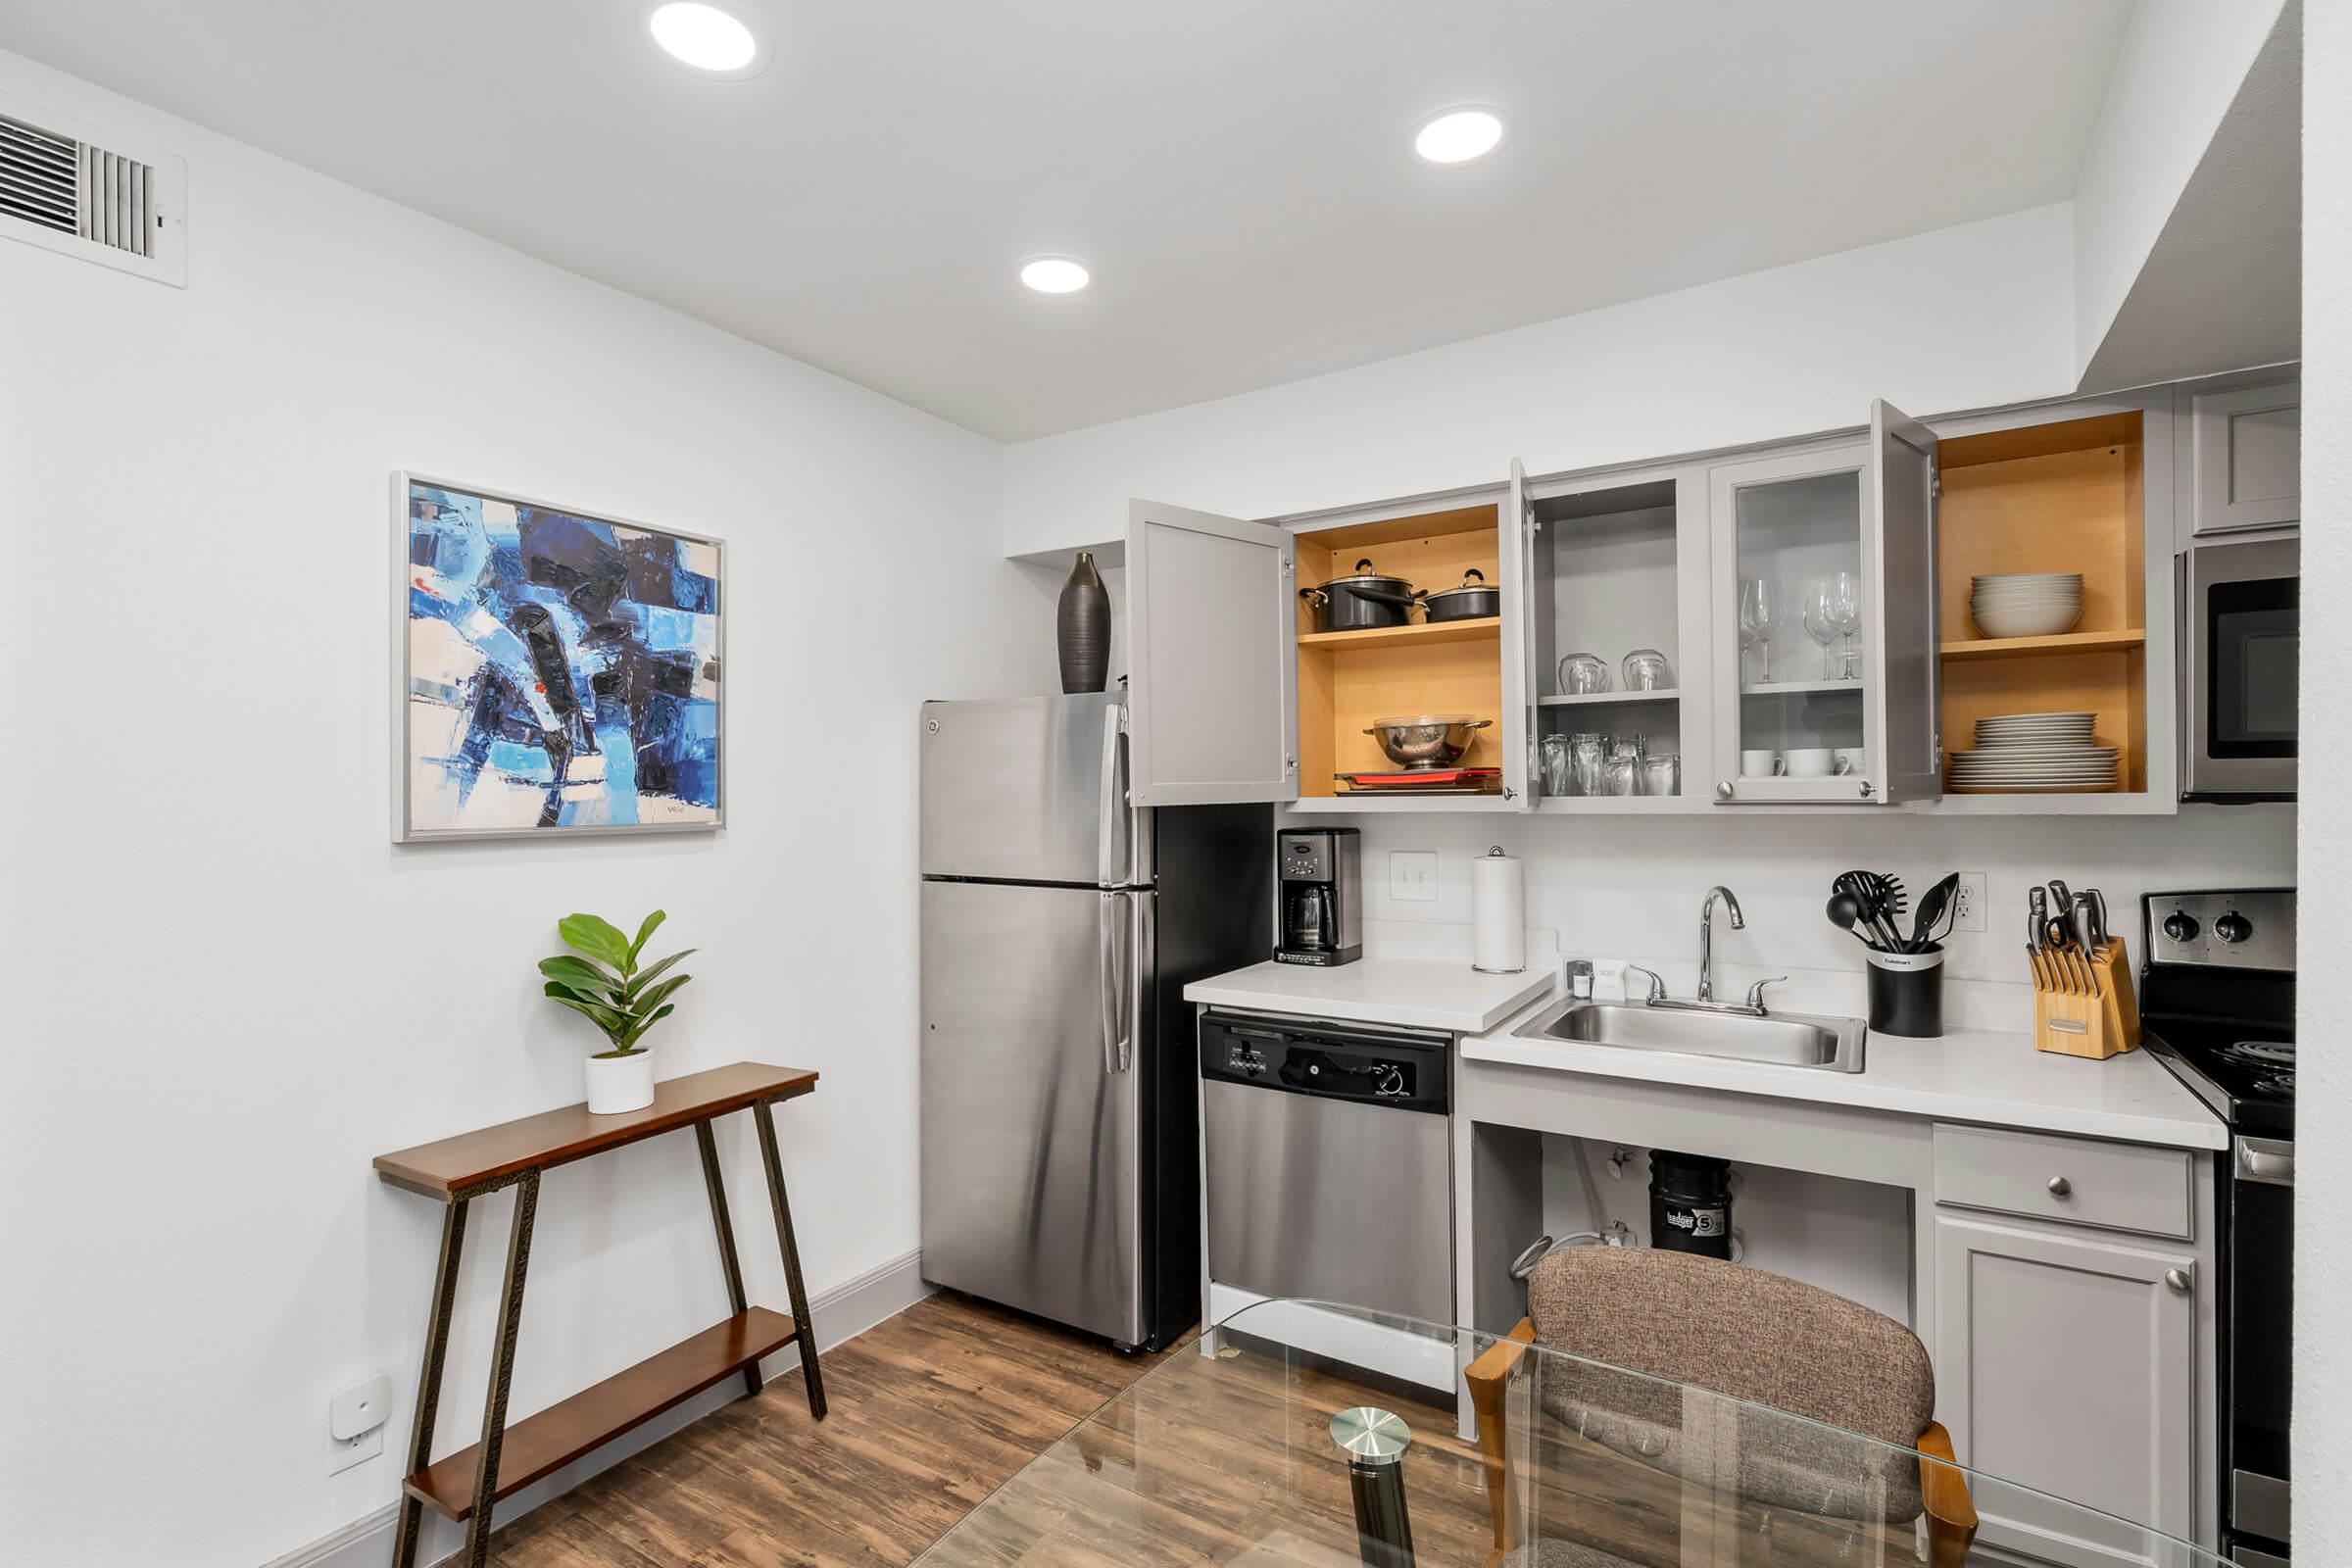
[920, 693, 1144, 885]
[921, 880, 1148, 1344]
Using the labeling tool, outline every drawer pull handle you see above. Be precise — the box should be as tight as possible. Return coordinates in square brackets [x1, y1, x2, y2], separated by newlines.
[2046, 1176, 2072, 1198]
[2165, 1268, 2191, 1295]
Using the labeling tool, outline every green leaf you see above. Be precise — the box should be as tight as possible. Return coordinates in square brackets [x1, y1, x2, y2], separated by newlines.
[628, 909, 667, 963]
[544, 988, 627, 1045]
[622, 949, 696, 1000]
[630, 973, 693, 1016]
[559, 913, 632, 971]
[538, 956, 621, 996]
[622, 1003, 675, 1051]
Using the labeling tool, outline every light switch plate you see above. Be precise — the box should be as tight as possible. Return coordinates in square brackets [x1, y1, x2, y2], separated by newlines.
[1389, 851, 1438, 902]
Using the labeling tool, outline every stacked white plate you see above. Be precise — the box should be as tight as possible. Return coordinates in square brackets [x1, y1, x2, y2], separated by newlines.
[1947, 711, 2118, 791]
[1970, 572, 2083, 639]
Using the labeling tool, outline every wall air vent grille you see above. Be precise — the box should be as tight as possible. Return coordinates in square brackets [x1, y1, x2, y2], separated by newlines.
[0, 98, 185, 286]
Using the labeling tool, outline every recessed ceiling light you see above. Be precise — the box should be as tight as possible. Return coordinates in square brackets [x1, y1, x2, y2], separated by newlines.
[648, 3, 761, 74]
[1414, 109, 1504, 165]
[1020, 257, 1092, 295]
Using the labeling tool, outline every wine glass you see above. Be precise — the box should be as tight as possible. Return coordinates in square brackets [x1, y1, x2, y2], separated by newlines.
[1739, 579, 1781, 684]
[1801, 583, 1838, 678]
[1824, 571, 1862, 678]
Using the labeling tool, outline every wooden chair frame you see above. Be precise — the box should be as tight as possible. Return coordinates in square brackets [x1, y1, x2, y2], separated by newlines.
[1463, 1317, 1979, 1568]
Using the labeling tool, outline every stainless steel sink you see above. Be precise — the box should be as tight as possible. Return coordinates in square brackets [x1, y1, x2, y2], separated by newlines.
[1513, 998, 1867, 1073]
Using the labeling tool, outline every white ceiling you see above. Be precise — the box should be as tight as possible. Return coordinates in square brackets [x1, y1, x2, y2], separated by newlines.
[0, 1, 2135, 441]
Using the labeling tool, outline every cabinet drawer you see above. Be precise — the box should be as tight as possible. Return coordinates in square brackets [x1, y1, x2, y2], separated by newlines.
[1933, 1124, 2191, 1239]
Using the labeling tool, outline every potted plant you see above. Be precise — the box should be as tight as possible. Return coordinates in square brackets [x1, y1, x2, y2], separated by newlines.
[539, 910, 695, 1114]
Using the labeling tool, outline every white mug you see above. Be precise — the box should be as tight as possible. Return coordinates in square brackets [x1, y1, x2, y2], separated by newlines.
[1834, 748, 1865, 777]
[1740, 749, 1785, 778]
[1786, 747, 1837, 777]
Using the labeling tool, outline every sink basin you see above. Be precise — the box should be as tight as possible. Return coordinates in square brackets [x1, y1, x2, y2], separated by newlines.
[1512, 998, 1867, 1073]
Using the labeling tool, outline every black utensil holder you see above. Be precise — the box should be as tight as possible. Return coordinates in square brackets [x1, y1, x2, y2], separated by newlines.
[1865, 946, 1944, 1038]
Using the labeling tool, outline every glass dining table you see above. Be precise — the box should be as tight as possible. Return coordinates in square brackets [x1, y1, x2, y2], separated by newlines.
[917, 1298, 2223, 1568]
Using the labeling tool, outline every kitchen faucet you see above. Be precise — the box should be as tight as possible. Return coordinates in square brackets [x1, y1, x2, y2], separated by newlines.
[1621, 885, 1785, 1016]
[1697, 885, 1742, 1003]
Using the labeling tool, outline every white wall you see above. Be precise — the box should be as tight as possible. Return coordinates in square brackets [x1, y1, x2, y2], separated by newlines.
[2070, 0, 2286, 376]
[1296, 808, 2294, 1036]
[1003, 203, 2077, 559]
[2294, 0, 2349, 1553]
[0, 52, 1059, 1568]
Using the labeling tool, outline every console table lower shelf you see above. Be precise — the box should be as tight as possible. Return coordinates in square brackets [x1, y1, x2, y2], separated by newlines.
[373, 1061, 825, 1568]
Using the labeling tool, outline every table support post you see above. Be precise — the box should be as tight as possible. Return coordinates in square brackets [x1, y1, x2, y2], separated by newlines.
[755, 1097, 826, 1419]
[461, 1169, 541, 1568]
[391, 1197, 470, 1568]
[695, 1120, 760, 1396]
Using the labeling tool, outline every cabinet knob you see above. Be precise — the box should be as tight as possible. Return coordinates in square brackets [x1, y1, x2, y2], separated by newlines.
[2046, 1176, 2072, 1197]
[2165, 1268, 2192, 1295]
[1716, 781, 1734, 800]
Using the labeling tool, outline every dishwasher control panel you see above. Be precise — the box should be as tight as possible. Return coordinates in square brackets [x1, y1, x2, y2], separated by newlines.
[1199, 1013, 1448, 1114]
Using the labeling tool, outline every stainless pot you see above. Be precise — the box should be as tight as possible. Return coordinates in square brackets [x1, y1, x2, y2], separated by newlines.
[1299, 558, 1421, 632]
[1422, 567, 1499, 623]
[1362, 713, 1493, 770]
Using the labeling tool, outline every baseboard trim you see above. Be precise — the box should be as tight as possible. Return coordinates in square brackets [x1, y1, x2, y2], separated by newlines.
[261, 1250, 933, 1568]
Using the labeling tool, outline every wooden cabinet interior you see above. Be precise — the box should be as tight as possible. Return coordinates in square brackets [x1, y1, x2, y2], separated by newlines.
[1936, 412, 2149, 794]
[1295, 503, 1500, 795]
[1531, 478, 1684, 793]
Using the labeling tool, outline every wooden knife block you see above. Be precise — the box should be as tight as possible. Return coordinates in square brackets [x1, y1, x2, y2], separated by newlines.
[2033, 937, 2141, 1059]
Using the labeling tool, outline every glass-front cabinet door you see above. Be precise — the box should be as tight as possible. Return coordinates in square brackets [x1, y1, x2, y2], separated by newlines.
[1706, 401, 1941, 806]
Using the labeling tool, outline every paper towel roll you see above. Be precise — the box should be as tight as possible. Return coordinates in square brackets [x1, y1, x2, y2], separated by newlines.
[1471, 846, 1525, 973]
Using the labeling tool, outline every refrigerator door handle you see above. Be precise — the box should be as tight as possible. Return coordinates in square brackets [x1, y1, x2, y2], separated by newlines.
[1100, 891, 1128, 1074]
[1096, 702, 1127, 888]
[1122, 891, 1150, 1075]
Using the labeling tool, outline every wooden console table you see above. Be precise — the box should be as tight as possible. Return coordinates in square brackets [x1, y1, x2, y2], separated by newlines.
[373, 1061, 826, 1568]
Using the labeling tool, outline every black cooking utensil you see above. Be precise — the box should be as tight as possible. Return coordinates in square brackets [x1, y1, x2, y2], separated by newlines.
[1909, 873, 1960, 955]
[1836, 870, 1905, 952]
[1826, 892, 1878, 949]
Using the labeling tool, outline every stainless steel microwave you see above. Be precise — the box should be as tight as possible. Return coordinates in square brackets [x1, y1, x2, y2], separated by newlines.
[2183, 535, 2298, 800]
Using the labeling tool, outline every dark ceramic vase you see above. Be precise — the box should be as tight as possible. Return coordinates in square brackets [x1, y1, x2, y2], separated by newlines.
[1057, 550, 1111, 693]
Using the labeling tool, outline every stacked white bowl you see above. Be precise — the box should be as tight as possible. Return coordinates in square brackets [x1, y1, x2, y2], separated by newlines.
[1969, 572, 2082, 639]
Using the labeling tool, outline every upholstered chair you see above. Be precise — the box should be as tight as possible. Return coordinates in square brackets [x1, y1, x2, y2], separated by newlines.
[1463, 1248, 1977, 1568]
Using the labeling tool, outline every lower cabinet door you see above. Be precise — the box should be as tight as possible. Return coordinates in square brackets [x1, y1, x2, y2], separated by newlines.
[1934, 1213, 2197, 1568]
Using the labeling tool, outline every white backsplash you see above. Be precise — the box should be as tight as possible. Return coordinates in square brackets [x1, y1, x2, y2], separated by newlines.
[1291, 805, 2296, 1035]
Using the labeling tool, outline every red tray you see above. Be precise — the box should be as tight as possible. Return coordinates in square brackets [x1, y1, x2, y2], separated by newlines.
[1335, 768, 1500, 790]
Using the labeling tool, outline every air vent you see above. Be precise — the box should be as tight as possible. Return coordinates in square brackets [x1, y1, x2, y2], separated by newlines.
[0, 96, 185, 287]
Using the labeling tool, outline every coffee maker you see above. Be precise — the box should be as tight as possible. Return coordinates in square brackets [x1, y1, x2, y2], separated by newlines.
[1274, 828, 1361, 966]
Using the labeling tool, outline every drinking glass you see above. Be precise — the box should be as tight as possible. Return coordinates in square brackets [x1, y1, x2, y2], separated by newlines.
[1739, 579, 1781, 683]
[1603, 736, 1644, 797]
[1570, 733, 1606, 797]
[1824, 571, 1862, 678]
[1621, 649, 1672, 692]
[1559, 653, 1611, 696]
[1801, 584, 1838, 678]
[1541, 733, 1573, 796]
[1640, 754, 1681, 797]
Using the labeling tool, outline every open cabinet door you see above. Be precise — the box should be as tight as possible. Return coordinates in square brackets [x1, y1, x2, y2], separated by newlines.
[1501, 460, 1537, 808]
[1125, 499, 1300, 806]
[1867, 400, 1942, 804]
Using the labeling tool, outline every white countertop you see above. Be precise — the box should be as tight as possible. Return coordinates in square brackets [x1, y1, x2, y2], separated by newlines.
[1184, 958, 1560, 1036]
[1461, 1000, 2227, 1150]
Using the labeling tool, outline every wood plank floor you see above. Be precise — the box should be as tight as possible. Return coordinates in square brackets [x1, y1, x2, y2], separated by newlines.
[485, 1292, 1183, 1568]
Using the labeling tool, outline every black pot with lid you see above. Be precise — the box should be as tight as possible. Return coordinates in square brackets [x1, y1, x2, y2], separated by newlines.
[1299, 558, 1421, 633]
[1422, 568, 1499, 623]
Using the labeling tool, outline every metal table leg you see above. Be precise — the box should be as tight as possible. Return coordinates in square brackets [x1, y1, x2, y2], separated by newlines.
[695, 1120, 760, 1396]
[391, 1198, 470, 1568]
[461, 1168, 541, 1568]
[755, 1097, 826, 1419]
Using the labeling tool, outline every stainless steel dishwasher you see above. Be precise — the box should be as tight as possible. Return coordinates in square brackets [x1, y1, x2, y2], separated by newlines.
[1199, 1010, 1452, 1327]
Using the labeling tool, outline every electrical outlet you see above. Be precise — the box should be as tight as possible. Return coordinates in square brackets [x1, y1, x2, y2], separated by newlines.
[328, 1372, 392, 1475]
[1389, 851, 1438, 902]
[1951, 872, 1988, 933]
[329, 1426, 382, 1475]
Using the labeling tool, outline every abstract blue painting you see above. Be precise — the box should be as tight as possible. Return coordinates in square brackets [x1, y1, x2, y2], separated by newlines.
[397, 475, 722, 840]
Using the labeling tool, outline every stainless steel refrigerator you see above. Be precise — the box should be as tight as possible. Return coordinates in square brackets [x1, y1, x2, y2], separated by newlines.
[919, 692, 1267, 1349]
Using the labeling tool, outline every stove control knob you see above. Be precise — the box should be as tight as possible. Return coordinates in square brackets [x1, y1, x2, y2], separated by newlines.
[2161, 911, 2200, 944]
[2214, 911, 2253, 946]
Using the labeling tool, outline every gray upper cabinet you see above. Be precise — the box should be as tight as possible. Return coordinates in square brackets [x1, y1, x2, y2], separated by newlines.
[1124, 499, 1300, 806]
[2189, 379, 2299, 537]
[1705, 397, 1939, 806]
[1935, 1212, 2198, 1568]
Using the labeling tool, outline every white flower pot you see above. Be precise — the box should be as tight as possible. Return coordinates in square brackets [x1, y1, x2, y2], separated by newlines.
[585, 1049, 656, 1114]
